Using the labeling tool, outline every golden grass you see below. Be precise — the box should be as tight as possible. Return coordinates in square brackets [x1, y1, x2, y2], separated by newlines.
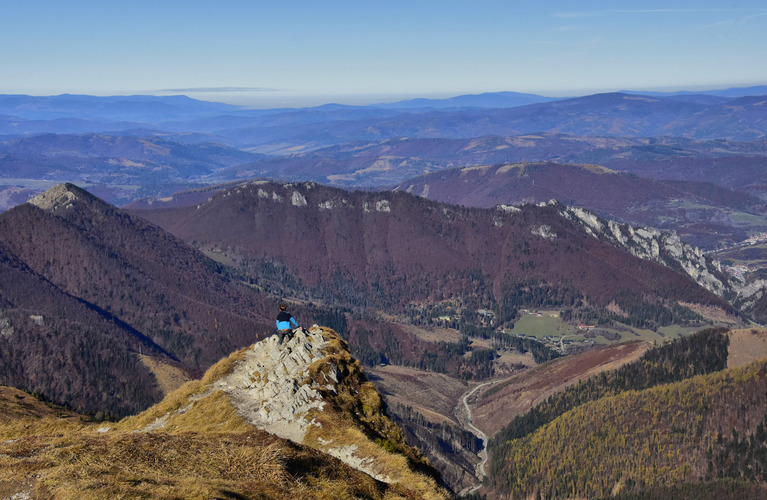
[0, 387, 94, 441]
[144, 390, 252, 435]
[0, 330, 451, 499]
[301, 331, 450, 499]
[0, 429, 398, 499]
[200, 345, 250, 384]
[119, 346, 251, 432]
[138, 354, 190, 396]
[0, 387, 81, 424]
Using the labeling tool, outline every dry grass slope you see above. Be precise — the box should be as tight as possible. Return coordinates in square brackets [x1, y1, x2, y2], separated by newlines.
[0, 327, 451, 499]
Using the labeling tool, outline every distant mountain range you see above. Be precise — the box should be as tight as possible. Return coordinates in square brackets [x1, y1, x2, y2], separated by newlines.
[1, 88, 765, 215]
[0, 133, 262, 205]
[393, 161, 767, 250]
[0, 93, 240, 122]
[2, 89, 766, 147]
[373, 90, 560, 109]
[624, 85, 767, 98]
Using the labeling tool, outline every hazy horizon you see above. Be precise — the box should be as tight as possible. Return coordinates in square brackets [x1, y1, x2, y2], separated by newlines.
[2, 1, 765, 109]
[4, 82, 767, 110]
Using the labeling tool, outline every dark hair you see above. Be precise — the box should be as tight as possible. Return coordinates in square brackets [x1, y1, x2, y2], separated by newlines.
[280, 303, 287, 311]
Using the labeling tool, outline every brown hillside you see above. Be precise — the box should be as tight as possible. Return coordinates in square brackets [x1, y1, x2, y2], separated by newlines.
[474, 341, 650, 438]
[394, 161, 765, 250]
[368, 364, 468, 426]
[728, 328, 767, 369]
[3, 184, 276, 372]
[0, 240, 166, 416]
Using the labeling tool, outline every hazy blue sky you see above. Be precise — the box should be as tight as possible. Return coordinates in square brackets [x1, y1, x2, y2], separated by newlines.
[1, 0, 766, 107]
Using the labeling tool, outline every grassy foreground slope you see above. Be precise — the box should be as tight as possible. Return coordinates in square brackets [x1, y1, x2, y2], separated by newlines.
[0, 327, 449, 499]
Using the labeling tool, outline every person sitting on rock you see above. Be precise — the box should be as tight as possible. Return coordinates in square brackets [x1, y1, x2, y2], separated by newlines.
[276, 303, 300, 342]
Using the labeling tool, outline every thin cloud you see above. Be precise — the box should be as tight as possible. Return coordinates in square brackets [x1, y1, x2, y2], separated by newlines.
[642, 10, 767, 41]
[160, 87, 279, 93]
[608, 9, 745, 13]
[553, 12, 598, 19]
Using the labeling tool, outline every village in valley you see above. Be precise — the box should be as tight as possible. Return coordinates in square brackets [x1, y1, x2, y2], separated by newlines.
[714, 232, 767, 283]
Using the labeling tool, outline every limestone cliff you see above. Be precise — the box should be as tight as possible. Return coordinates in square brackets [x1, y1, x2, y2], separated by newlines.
[561, 204, 728, 297]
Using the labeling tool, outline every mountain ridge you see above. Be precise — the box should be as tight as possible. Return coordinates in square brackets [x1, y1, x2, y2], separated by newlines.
[393, 160, 766, 250]
[129, 180, 736, 332]
[0, 182, 278, 415]
[0, 326, 450, 499]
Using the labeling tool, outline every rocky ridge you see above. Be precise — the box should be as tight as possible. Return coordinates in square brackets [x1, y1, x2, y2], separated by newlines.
[123, 325, 448, 499]
[557, 202, 767, 321]
[222, 328, 331, 443]
[560, 203, 728, 297]
[27, 182, 84, 211]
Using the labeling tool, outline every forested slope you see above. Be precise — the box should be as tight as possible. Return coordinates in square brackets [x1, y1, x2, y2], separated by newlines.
[487, 329, 767, 498]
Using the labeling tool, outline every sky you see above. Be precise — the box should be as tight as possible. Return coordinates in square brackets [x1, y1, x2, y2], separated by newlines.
[1, 0, 766, 108]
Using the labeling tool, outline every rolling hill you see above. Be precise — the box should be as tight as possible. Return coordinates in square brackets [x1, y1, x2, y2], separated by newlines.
[0, 133, 263, 205]
[394, 161, 767, 250]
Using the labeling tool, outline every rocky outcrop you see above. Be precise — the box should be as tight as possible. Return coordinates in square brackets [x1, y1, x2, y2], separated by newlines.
[217, 328, 331, 444]
[27, 182, 85, 211]
[561, 204, 728, 297]
[121, 325, 449, 499]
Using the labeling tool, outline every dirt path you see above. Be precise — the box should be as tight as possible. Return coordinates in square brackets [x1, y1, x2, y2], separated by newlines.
[455, 379, 502, 496]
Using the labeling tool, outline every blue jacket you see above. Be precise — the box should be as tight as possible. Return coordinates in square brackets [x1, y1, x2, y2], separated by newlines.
[276, 311, 299, 331]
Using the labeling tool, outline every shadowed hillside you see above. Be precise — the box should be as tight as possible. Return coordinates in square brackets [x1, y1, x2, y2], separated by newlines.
[0, 183, 277, 415]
